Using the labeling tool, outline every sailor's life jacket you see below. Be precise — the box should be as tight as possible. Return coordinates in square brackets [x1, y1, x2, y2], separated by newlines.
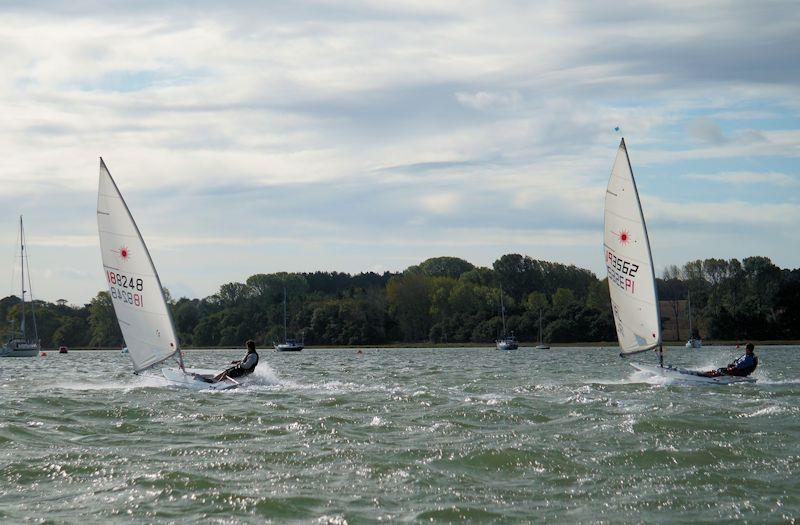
[227, 350, 259, 378]
[728, 353, 758, 377]
[240, 351, 259, 372]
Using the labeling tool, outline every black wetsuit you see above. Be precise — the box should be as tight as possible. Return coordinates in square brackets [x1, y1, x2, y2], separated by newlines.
[225, 350, 259, 379]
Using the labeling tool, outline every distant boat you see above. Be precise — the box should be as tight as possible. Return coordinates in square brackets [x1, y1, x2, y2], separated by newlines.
[97, 159, 237, 390]
[604, 139, 752, 384]
[495, 285, 518, 350]
[0, 217, 40, 358]
[274, 285, 304, 352]
[59, 346, 68, 354]
[685, 290, 702, 349]
[535, 308, 550, 350]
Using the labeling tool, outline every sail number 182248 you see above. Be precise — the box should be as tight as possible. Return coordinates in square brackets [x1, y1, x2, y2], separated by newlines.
[106, 271, 144, 307]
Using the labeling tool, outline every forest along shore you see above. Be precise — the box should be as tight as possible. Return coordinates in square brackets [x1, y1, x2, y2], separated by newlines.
[3, 255, 797, 351]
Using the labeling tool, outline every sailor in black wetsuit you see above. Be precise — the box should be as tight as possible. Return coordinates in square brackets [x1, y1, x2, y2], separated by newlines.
[702, 343, 758, 377]
[214, 340, 259, 382]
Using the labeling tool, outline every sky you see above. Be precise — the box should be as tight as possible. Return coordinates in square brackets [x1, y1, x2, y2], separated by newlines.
[0, 0, 798, 305]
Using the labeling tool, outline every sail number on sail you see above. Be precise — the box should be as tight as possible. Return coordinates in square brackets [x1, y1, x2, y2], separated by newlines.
[606, 249, 639, 294]
[106, 271, 145, 307]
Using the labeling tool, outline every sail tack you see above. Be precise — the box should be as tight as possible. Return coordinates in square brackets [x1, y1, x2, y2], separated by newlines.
[96, 160, 179, 372]
[604, 139, 661, 355]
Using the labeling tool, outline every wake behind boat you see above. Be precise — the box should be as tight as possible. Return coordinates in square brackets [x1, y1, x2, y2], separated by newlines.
[97, 159, 237, 390]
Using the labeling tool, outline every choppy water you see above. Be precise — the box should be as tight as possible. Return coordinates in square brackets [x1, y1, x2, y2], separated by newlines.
[1, 345, 799, 524]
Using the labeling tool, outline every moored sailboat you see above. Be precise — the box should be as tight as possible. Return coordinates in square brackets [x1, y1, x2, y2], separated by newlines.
[274, 285, 303, 352]
[495, 285, 518, 350]
[685, 290, 702, 348]
[0, 217, 40, 358]
[97, 159, 238, 390]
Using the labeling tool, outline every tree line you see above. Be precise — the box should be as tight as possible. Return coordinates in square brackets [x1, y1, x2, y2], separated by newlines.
[1, 255, 797, 349]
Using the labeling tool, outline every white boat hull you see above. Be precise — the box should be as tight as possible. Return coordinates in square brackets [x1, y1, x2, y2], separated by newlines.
[0, 340, 39, 357]
[0, 347, 38, 357]
[496, 340, 518, 351]
[631, 363, 755, 385]
[535, 344, 550, 350]
[685, 339, 702, 349]
[274, 343, 303, 352]
[161, 367, 239, 390]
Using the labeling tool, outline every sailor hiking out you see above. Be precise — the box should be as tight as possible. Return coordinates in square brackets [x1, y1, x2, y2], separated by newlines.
[701, 343, 758, 378]
[213, 340, 259, 382]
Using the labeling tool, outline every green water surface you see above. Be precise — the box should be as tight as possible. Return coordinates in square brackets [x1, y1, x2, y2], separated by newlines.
[1, 346, 798, 524]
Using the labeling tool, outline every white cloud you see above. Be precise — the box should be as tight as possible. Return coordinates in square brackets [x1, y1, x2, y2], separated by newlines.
[419, 192, 461, 215]
[0, 1, 799, 302]
[644, 196, 800, 226]
[455, 90, 521, 111]
[687, 117, 727, 144]
[684, 171, 798, 186]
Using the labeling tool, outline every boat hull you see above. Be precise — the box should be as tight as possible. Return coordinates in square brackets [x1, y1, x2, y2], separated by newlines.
[535, 344, 550, 350]
[685, 339, 702, 349]
[0, 340, 39, 357]
[631, 363, 755, 385]
[274, 344, 303, 352]
[0, 347, 38, 357]
[496, 341, 519, 351]
[161, 367, 239, 390]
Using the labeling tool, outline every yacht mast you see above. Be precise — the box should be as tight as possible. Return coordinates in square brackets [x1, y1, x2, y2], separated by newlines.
[19, 216, 26, 339]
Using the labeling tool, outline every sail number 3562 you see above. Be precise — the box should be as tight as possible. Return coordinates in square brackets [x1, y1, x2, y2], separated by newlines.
[606, 250, 639, 294]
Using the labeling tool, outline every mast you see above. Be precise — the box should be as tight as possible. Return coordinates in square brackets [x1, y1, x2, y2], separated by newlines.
[687, 290, 693, 338]
[538, 308, 543, 345]
[499, 285, 507, 337]
[283, 285, 288, 342]
[19, 216, 25, 338]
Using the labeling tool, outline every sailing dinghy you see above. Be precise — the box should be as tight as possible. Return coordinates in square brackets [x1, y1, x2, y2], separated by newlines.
[96, 159, 238, 390]
[603, 139, 754, 385]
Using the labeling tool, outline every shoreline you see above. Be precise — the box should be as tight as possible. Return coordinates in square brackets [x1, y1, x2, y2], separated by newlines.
[49, 340, 800, 352]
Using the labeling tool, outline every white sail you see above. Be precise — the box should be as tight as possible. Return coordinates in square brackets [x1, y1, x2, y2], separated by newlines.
[96, 159, 180, 372]
[604, 139, 661, 355]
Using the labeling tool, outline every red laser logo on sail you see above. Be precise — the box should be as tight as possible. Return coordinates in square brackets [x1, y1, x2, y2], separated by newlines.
[115, 246, 130, 261]
[617, 230, 630, 245]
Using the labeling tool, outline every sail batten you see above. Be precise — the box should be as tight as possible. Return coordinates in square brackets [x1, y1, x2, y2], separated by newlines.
[96, 159, 180, 373]
[604, 139, 662, 356]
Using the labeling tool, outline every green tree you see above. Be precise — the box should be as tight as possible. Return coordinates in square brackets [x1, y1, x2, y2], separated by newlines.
[386, 272, 433, 341]
[410, 257, 475, 279]
[552, 288, 577, 310]
[526, 291, 549, 313]
[88, 292, 123, 347]
[52, 317, 91, 347]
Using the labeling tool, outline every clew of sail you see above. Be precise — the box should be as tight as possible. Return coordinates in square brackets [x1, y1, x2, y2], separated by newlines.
[604, 139, 661, 355]
[96, 159, 180, 372]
